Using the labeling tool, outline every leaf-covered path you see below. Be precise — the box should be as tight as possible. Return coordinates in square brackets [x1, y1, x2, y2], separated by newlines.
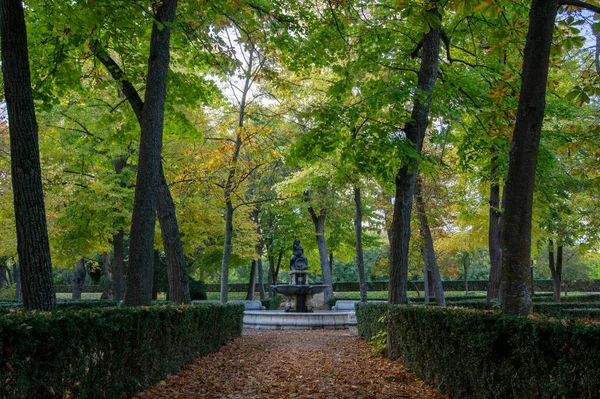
[134, 329, 446, 399]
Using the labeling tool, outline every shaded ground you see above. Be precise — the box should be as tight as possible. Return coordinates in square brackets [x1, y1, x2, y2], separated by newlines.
[135, 329, 446, 399]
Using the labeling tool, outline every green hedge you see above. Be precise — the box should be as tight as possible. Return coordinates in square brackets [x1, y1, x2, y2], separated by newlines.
[261, 295, 282, 310]
[0, 303, 243, 398]
[356, 302, 388, 342]
[382, 305, 600, 399]
[54, 285, 104, 293]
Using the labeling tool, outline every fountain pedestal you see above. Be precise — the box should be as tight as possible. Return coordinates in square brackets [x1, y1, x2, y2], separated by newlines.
[270, 239, 328, 312]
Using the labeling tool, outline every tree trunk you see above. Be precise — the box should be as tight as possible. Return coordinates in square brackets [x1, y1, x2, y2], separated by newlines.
[548, 239, 563, 302]
[415, 178, 446, 306]
[246, 260, 257, 300]
[252, 209, 265, 300]
[423, 250, 430, 305]
[101, 252, 113, 299]
[220, 44, 254, 304]
[486, 149, 503, 307]
[152, 250, 160, 301]
[308, 207, 333, 305]
[556, 244, 563, 299]
[7, 264, 13, 285]
[0, 264, 8, 290]
[354, 187, 368, 302]
[257, 259, 265, 300]
[388, 4, 441, 305]
[275, 250, 282, 285]
[72, 259, 86, 300]
[500, 0, 558, 315]
[220, 200, 234, 303]
[124, 0, 178, 307]
[464, 265, 469, 295]
[1, 0, 56, 311]
[112, 230, 125, 301]
[268, 253, 275, 297]
[329, 252, 334, 279]
[157, 163, 190, 303]
[13, 264, 21, 301]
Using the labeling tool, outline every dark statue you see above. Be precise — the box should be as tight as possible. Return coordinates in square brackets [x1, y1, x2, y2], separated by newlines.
[290, 239, 308, 271]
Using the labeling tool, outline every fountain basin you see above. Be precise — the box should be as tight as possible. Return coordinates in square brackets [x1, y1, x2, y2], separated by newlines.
[243, 310, 355, 330]
[271, 284, 328, 312]
[271, 284, 328, 296]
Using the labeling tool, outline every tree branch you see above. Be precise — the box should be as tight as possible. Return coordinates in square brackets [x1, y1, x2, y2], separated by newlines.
[88, 41, 145, 123]
[558, 0, 600, 14]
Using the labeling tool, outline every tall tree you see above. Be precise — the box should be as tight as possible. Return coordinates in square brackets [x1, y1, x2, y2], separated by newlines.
[388, 3, 442, 304]
[500, 0, 558, 315]
[415, 177, 445, 306]
[0, 0, 55, 310]
[123, 0, 179, 306]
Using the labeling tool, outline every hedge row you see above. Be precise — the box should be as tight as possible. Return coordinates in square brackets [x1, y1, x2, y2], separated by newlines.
[0, 303, 244, 398]
[356, 302, 388, 342]
[54, 285, 104, 293]
[381, 305, 600, 399]
[261, 295, 282, 310]
[205, 280, 600, 293]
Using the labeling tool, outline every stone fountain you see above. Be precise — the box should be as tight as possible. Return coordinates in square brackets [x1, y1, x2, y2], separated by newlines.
[243, 239, 353, 330]
[271, 239, 328, 312]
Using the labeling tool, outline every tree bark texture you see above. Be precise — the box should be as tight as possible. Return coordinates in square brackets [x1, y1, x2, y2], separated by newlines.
[354, 187, 368, 302]
[548, 239, 563, 302]
[125, 0, 178, 307]
[220, 200, 234, 303]
[423, 251, 430, 305]
[309, 207, 333, 305]
[1, 0, 56, 310]
[486, 149, 503, 307]
[13, 264, 21, 301]
[252, 209, 266, 300]
[157, 163, 190, 303]
[415, 179, 446, 306]
[112, 230, 125, 301]
[101, 252, 113, 299]
[0, 265, 8, 290]
[246, 260, 256, 300]
[388, 5, 441, 305]
[96, 46, 189, 307]
[268, 253, 275, 297]
[500, 0, 558, 315]
[72, 259, 86, 300]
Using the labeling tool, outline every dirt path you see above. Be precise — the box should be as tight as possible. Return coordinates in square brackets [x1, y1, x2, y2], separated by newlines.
[134, 329, 446, 399]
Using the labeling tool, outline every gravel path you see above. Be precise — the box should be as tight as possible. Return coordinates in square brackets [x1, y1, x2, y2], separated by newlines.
[134, 329, 446, 399]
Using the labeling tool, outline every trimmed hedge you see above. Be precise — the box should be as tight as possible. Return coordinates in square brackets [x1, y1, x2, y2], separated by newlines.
[261, 295, 282, 310]
[54, 285, 104, 293]
[0, 303, 244, 398]
[356, 302, 388, 342]
[206, 280, 600, 293]
[382, 305, 600, 399]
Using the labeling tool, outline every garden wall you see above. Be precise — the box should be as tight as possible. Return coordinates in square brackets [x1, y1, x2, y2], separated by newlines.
[0, 303, 244, 398]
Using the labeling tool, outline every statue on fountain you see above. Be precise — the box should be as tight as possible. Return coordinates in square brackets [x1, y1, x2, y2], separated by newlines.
[290, 239, 308, 271]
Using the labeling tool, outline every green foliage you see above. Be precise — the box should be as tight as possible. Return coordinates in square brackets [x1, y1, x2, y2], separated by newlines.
[0, 286, 16, 300]
[188, 279, 207, 301]
[355, 302, 387, 342]
[382, 305, 600, 399]
[369, 314, 388, 355]
[0, 303, 243, 398]
[261, 295, 282, 310]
